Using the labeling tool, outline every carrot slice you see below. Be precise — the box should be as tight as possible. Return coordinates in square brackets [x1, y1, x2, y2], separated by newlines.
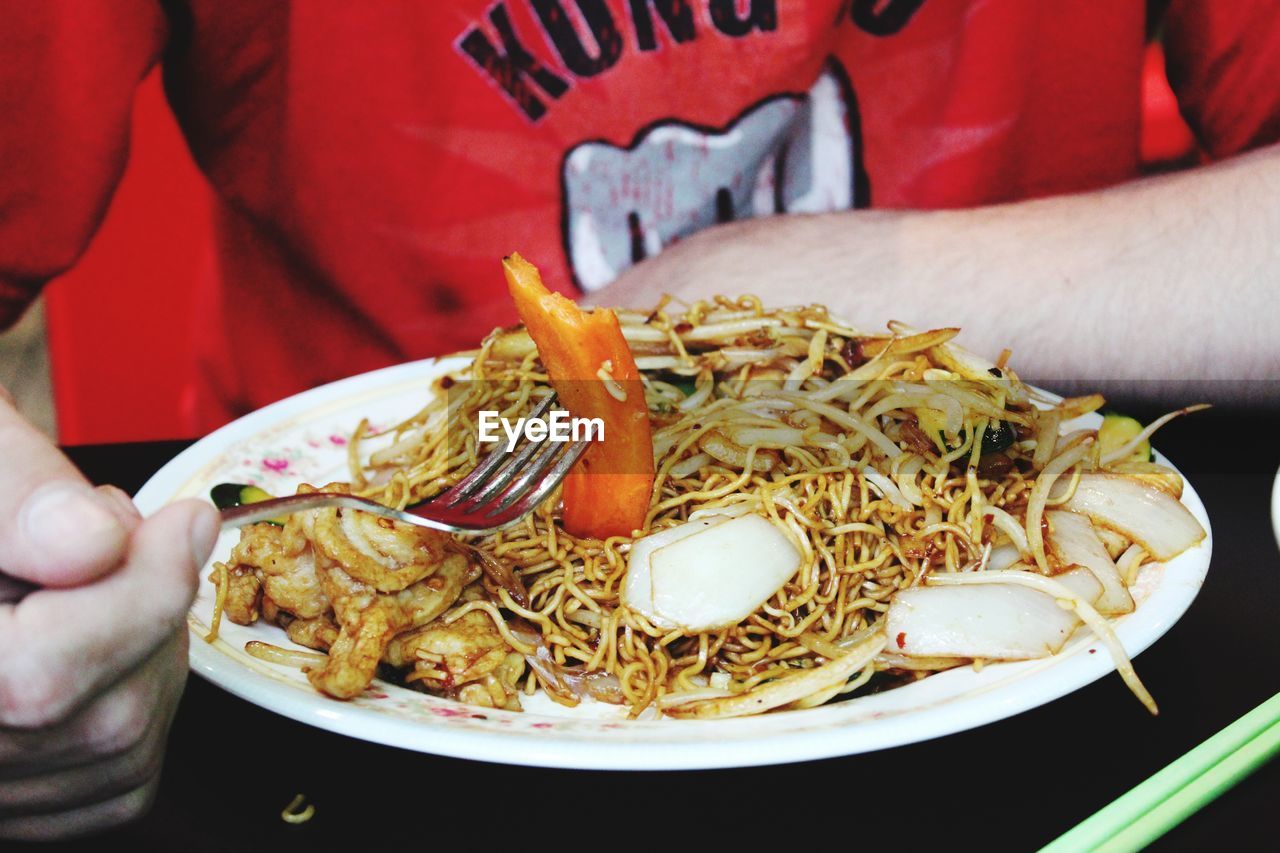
[502, 253, 654, 539]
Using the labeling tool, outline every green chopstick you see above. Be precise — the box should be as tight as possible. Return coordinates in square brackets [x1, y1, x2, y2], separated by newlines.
[1042, 691, 1280, 852]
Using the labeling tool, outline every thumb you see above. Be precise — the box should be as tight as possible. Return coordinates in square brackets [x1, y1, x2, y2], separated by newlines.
[0, 396, 131, 587]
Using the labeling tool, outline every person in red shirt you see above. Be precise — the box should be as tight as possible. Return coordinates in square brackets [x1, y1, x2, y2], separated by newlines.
[1, 0, 1277, 838]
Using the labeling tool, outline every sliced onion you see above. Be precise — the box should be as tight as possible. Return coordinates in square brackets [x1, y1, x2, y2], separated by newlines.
[1055, 473, 1206, 561]
[1044, 510, 1134, 615]
[984, 506, 1031, 558]
[782, 328, 827, 390]
[715, 347, 782, 369]
[925, 343, 998, 381]
[548, 666, 625, 705]
[699, 430, 777, 472]
[1054, 429, 1095, 457]
[1093, 525, 1131, 559]
[722, 425, 810, 449]
[1054, 565, 1105, 604]
[664, 632, 886, 718]
[622, 517, 730, 631]
[1117, 543, 1149, 587]
[467, 546, 531, 610]
[893, 455, 927, 508]
[876, 651, 966, 670]
[809, 377, 869, 404]
[644, 515, 803, 633]
[1104, 461, 1183, 499]
[776, 395, 902, 459]
[987, 542, 1023, 572]
[861, 466, 913, 510]
[1026, 440, 1094, 573]
[506, 620, 625, 706]
[866, 391, 964, 436]
[925, 570, 1157, 715]
[668, 452, 713, 480]
[885, 584, 1081, 660]
[634, 356, 687, 371]
[688, 499, 758, 522]
[656, 687, 736, 709]
[928, 382, 1022, 425]
[680, 317, 784, 342]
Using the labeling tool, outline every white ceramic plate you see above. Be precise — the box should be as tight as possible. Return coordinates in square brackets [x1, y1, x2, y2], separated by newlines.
[134, 359, 1213, 770]
[1271, 464, 1280, 551]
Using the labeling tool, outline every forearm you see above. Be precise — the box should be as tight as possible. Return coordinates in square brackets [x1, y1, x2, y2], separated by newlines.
[601, 145, 1280, 404]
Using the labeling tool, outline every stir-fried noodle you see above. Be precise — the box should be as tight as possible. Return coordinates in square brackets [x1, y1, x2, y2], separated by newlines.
[209, 295, 1206, 717]
[286, 298, 1144, 713]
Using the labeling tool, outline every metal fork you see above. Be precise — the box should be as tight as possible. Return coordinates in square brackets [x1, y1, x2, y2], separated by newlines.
[217, 394, 590, 534]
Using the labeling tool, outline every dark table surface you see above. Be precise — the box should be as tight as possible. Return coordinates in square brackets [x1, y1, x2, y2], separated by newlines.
[24, 407, 1280, 851]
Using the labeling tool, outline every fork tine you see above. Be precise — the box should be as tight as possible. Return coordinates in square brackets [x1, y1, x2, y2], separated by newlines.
[219, 434, 592, 537]
[437, 392, 557, 507]
[485, 438, 589, 521]
[450, 423, 562, 511]
[448, 434, 544, 510]
[482, 435, 572, 514]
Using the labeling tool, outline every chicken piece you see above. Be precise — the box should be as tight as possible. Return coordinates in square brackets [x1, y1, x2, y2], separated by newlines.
[456, 656, 525, 711]
[211, 482, 478, 700]
[258, 523, 328, 619]
[261, 593, 282, 625]
[236, 481, 449, 616]
[219, 564, 263, 624]
[209, 521, 281, 626]
[307, 607, 393, 698]
[243, 484, 345, 620]
[310, 489, 450, 593]
[305, 553, 474, 699]
[286, 615, 340, 651]
[386, 603, 525, 710]
[225, 520, 287, 566]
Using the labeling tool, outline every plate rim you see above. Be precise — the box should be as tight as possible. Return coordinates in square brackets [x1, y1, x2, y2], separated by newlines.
[134, 358, 1214, 770]
[1271, 464, 1280, 552]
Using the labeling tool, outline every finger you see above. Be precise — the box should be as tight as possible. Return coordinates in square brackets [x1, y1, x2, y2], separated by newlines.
[0, 396, 130, 587]
[0, 500, 218, 728]
[0, 630, 186, 771]
[95, 485, 143, 529]
[0, 709, 167, 816]
[0, 776, 158, 841]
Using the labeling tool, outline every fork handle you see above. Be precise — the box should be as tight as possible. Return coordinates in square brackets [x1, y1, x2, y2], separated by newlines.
[218, 493, 455, 533]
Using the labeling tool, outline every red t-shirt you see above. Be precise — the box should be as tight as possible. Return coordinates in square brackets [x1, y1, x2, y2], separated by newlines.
[2, 0, 1278, 429]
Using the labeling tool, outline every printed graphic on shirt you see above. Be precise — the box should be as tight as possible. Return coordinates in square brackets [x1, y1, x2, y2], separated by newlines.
[562, 60, 868, 291]
[457, 0, 779, 122]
